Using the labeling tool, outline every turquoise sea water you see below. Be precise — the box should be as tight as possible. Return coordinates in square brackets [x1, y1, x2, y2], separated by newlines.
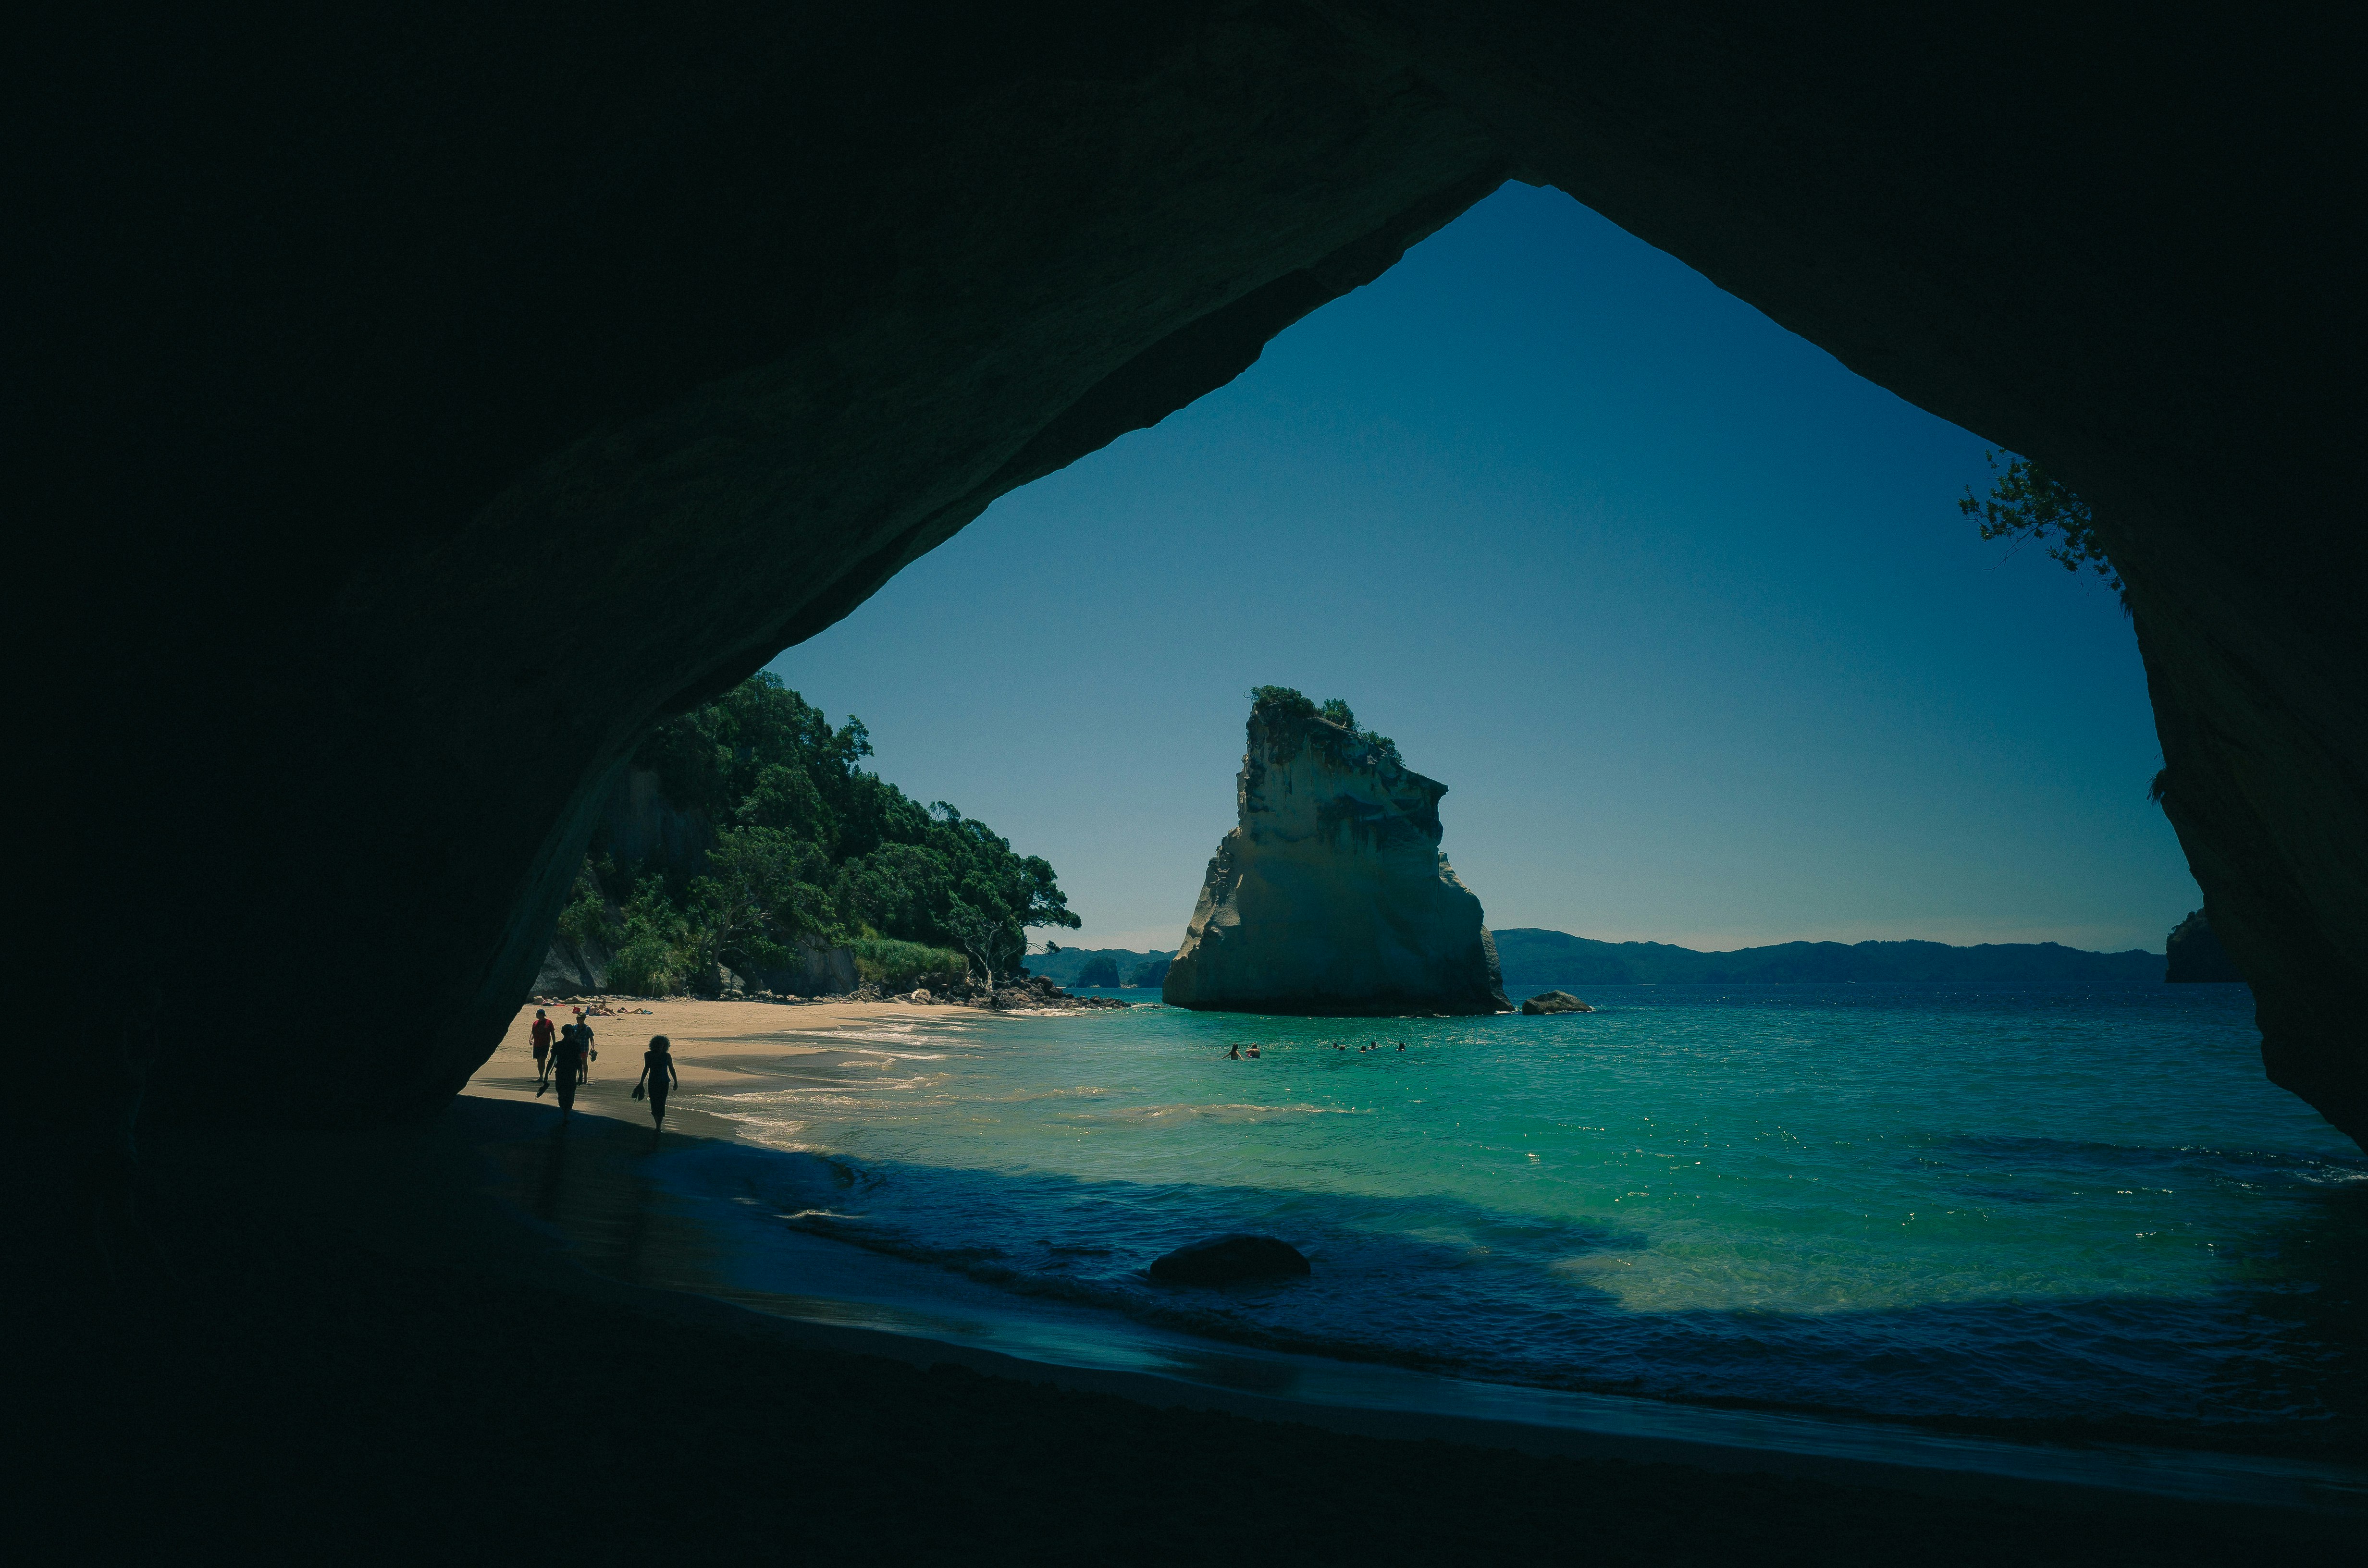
[677, 984, 2364, 1453]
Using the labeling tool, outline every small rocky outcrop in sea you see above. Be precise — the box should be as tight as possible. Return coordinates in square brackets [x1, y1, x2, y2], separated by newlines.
[1163, 690, 1509, 1016]
[1520, 991, 1594, 1015]
[2165, 908, 2245, 983]
[926, 972, 1129, 1011]
[1149, 1233, 1311, 1286]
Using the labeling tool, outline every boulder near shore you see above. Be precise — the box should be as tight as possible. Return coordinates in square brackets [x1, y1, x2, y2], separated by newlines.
[1149, 1234, 1312, 1286]
[1520, 991, 1595, 1015]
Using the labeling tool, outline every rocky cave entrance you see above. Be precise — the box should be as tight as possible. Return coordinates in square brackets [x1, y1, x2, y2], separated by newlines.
[36, 7, 2361, 1150]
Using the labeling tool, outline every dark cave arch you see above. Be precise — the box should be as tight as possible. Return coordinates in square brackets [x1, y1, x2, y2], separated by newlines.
[24, 3, 2364, 1147]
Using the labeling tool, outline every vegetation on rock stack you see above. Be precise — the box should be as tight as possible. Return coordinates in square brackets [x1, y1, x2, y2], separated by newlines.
[566, 674, 1077, 992]
[1247, 685, 1402, 766]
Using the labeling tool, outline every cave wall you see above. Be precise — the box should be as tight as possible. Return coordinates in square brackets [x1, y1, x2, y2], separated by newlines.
[23, 3, 2362, 1144]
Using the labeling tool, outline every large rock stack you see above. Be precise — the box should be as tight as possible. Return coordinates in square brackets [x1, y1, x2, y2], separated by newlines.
[1164, 694, 1507, 1016]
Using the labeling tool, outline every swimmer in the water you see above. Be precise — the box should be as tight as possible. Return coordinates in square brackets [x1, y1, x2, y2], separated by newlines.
[1228, 1043, 1240, 1059]
[1246, 1045, 1260, 1058]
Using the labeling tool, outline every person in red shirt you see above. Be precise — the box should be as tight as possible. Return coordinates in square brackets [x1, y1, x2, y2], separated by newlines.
[530, 1009, 555, 1088]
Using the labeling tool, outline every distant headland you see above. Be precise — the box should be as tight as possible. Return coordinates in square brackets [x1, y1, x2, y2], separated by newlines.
[1494, 929, 2176, 988]
[1027, 947, 1175, 989]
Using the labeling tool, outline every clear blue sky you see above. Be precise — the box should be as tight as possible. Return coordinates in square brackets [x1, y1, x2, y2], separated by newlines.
[770, 182, 2194, 956]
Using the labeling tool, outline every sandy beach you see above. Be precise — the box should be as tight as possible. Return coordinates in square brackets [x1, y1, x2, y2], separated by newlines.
[472, 996, 973, 1135]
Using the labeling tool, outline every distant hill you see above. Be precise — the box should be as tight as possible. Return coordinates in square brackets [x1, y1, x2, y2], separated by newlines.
[1492, 929, 2164, 987]
[1025, 947, 1176, 988]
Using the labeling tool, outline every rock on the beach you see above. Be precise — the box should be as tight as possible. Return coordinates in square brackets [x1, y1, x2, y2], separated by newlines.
[1162, 693, 1509, 1017]
[1520, 991, 1595, 1015]
[1149, 1233, 1311, 1286]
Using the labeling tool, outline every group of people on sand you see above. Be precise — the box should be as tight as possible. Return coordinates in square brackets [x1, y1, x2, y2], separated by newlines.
[527, 1007, 678, 1132]
[531, 1006, 597, 1086]
[1223, 1039, 1406, 1059]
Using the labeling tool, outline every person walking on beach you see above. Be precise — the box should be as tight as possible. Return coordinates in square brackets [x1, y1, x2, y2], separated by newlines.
[530, 1009, 555, 1087]
[573, 1008, 597, 1081]
[547, 1022, 588, 1122]
[636, 1034, 678, 1134]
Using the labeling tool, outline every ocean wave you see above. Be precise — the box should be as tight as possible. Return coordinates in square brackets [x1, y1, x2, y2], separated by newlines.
[1098, 1102, 1377, 1123]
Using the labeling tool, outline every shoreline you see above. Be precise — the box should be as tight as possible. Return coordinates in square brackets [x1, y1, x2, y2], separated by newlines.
[39, 1051, 2354, 1561]
[463, 1002, 2367, 1520]
[482, 995, 942, 1127]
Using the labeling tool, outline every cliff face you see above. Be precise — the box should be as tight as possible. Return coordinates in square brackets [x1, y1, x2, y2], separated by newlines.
[1164, 700, 1507, 1016]
[535, 932, 611, 996]
[594, 769, 715, 879]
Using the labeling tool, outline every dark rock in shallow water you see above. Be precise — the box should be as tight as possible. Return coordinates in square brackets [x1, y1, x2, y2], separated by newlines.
[1520, 991, 1594, 1015]
[1149, 1234, 1311, 1286]
[2165, 908, 2245, 983]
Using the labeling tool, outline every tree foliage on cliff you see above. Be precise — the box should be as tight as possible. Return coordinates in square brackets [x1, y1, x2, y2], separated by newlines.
[580, 674, 1077, 988]
[1249, 685, 1402, 765]
[1961, 450, 2123, 602]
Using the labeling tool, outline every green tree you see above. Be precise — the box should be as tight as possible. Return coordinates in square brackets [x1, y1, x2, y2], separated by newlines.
[555, 858, 613, 949]
[592, 672, 1077, 983]
[941, 898, 1026, 991]
[608, 880, 693, 994]
[689, 826, 838, 975]
[735, 761, 828, 838]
